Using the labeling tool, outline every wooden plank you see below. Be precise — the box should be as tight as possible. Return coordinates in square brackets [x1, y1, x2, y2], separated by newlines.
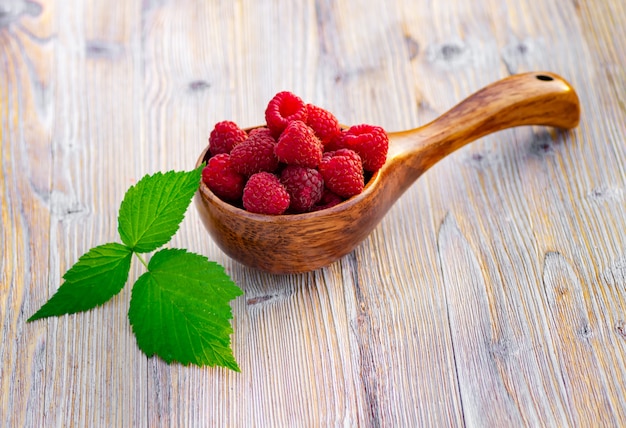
[438, 214, 528, 426]
[1, 1, 57, 427]
[543, 251, 625, 425]
[46, 0, 149, 421]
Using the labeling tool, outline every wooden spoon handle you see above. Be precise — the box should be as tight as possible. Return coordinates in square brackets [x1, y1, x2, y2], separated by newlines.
[387, 72, 581, 174]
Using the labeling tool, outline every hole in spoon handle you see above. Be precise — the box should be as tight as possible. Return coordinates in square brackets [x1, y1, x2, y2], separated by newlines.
[393, 71, 581, 173]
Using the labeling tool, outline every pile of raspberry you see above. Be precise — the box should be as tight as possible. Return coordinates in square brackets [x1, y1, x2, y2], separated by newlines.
[201, 91, 388, 215]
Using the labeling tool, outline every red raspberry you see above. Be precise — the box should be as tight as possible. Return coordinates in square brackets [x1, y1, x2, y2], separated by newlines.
[209, 121, 248, 156]
[311, 189, 344, 211]
[341, 124, 388, 172]
[280, 166, 324, 213]
[202, 154, 246, 201]
[242, 172, 290, 215]
[265, 91, 308, 137]
[319, 149, 364, 198]
[275, 121, 323, 168]
[323, 128, 349, 152]
[306, 104, 341, 146]
[248, 127, 273, 138]
[230, 129, 279, 176]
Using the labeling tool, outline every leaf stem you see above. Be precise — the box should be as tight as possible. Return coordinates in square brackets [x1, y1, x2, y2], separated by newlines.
[135, 253, 149, 270]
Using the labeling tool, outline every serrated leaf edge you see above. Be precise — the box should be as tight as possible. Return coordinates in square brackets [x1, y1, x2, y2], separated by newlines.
[128, 248, 242, 370]
[27, 243, 133, 321]
[117, 168, 202, 252]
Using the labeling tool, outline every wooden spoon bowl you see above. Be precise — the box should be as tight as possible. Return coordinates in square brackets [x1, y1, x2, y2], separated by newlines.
[195, 72, 580, 273]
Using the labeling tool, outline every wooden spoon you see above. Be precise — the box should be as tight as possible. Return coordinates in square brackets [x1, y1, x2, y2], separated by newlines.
[195, 72, 580, 274]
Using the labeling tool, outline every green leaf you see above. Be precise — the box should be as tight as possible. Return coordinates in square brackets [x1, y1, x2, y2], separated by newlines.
[28, 243, 133, 321]
[128, 248, 243, 370]
[118, 167, 202, 253]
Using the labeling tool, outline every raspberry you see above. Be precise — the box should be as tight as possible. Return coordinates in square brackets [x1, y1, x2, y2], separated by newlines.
[265, 91, 308, 137]
[306, 104, 341, 146]
[248, 127, 273, 138]
[319, 149, 364, 198]
[341, 124, 389, 172]
[202, 154, 245, 201]
[275, 121, 323, 168]
[209, 121, 248, 156]
[242, 172, 290, 215]
[280, 166, 324, 213]
[230, 129, 279, 176]
[323, 131, 347, 152]
[311, 189, 344, 211]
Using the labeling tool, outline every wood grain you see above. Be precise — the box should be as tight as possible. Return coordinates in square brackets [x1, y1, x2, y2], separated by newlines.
[2, 0, 625, 426]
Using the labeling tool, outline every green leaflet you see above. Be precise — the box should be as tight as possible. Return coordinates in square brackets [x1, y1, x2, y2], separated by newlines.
[28, 243, 133, 321]
[117, 167, 202, 253]
[128, 249, 242, 370]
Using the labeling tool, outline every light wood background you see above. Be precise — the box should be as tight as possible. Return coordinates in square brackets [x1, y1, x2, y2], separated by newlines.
[2, 0, 625, 426]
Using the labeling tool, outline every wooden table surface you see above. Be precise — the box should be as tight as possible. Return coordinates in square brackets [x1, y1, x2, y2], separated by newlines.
[2, 0, 625, 426]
